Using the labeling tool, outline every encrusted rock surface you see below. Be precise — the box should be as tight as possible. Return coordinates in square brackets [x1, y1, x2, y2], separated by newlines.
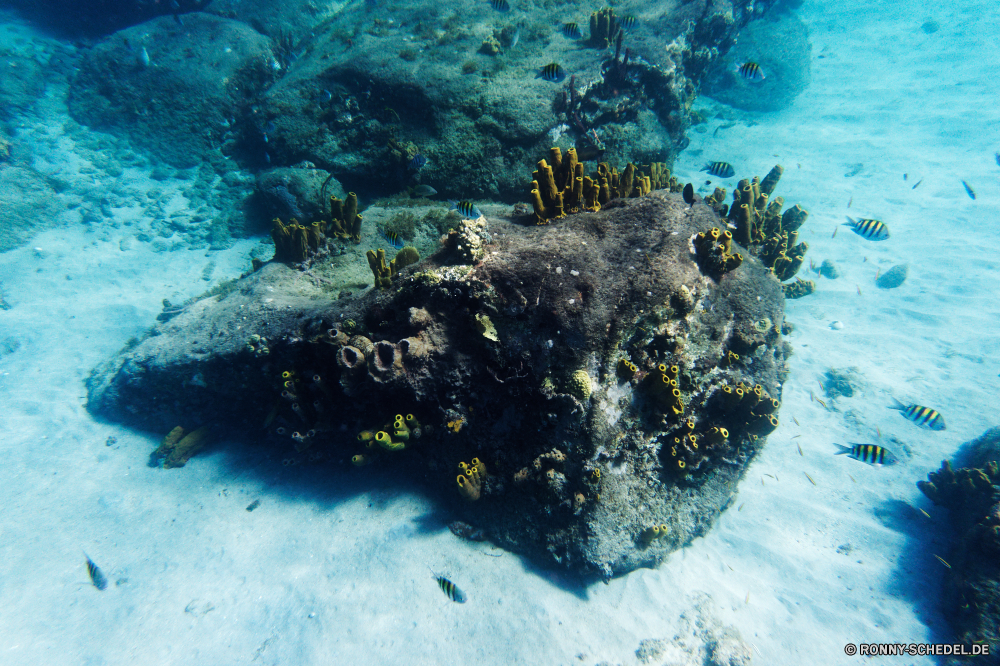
[88, 191, 790, 578]
[918, 427, 1000, 661]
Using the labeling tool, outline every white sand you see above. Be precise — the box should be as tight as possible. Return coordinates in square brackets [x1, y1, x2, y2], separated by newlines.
[1, 0, 998, 663]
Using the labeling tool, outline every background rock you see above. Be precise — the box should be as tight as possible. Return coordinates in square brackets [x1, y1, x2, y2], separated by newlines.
[68, 14, 278, 167]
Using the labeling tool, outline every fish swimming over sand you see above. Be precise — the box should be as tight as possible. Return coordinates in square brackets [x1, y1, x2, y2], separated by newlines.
[536, 63, 567, 83]
[436, 575, 467, 603]
[834, 443, 897, 466]
[701, 161, 736, 178]
[961, 180, 976, 200]
[449, 200, 483, 219]
[735, 61, 765, 81]
[889, 398, 945, 430]
[561, 22, 584, 39]
[843, 217, 890, 241]
[85, 553, 108, 590]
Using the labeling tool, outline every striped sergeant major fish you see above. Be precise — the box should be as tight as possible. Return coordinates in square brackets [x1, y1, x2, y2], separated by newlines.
[835, 443, 897, 466]
[435, 575, 467, 603]
[378, 228, 404, 250]
[843, 216, 890, 241]
[701, 161, 736, 178]
[536, 63, 567, 83]
[85, 553, 108, 590]
[488, 0, 510, 11]
[449, 200, 483, 219]
[890, 398, 946, 431]
[735, 61, 765, 81]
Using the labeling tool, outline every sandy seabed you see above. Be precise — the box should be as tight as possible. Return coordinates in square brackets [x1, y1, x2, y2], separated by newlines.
[1, 0, 998, 663]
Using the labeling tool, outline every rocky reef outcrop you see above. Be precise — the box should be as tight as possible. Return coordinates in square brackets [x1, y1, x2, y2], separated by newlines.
[65, 0, 786, 197]
[918, 427, 1000, 661]
[88, 190, 790, 578]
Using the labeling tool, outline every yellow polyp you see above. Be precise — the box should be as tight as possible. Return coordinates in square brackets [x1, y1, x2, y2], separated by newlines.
[405, 414, 420, 429]
[358, 430, 374, 443]
[376, 430, 406, 451]
[351, 454, 370, 466]
[457, 473, 481, 501]
[393, 428, 410, 442]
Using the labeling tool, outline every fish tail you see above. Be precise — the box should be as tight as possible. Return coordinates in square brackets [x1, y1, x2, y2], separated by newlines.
[843, 216, 856, 226]
[833, 443, 852, 456]
[887, 396, 906, 411]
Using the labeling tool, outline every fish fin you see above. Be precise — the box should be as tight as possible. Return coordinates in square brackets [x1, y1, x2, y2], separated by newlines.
[833, 443, 853, 456]
[887, 396, 906, 411]
[843, 216, 856, 225]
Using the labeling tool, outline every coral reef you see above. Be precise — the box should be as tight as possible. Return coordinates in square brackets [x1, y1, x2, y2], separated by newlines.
[529, 147, 680, 225]
[692, 227, 743, 277]
[782, 278, 815, 299]
[326, 193, 363, 242]
[152, 425, 210, 468]
[916, 427, 1000, 661]
[87, 194, 788, 578]
[457, 458, 486, 501]
[588, 7, 622, 49]
[366, 246, 420, 288]
[700, 165, 812, 295]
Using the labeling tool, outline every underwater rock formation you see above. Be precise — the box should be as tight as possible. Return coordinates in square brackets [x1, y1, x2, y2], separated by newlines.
[69, 14, 279, 167]
[917, 427, 1000, 661]
[87, 191, 790, 578]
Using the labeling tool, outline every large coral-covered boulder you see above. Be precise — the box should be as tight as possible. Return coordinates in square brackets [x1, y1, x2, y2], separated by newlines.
[87, 190, 790, 577]
[68, 14, 278, 167]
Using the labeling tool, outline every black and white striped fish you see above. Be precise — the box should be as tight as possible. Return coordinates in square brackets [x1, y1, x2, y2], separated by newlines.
[488, 0, 510, 11]
[536, 63, 567, 83]
[701, 161, 736, 178]
[449, 200, 483, 219]
[890, 398, 946, 430]
[435, 575, 467, 603]
[834, 443, 897, 466]
[843, 216, 890, 241]
[735, 61, 765, 81]
[561, 22, 583, 40]
[85, 553, 108, 590]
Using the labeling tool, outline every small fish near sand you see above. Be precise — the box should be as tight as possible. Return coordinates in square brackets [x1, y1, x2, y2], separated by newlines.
[834, 443, 897, 466]
[435, 575, 467, 603]
[561, 22, 584, 40]
[488, 0, 510, 12]
[889, 398, 946, 431]
[961, 180, 976, 200]
[449, 200, 483, 219]
[735, 61, 766, 81]
[536, 63, 568, 83]
[85, 553, 108, 590]
[701, 161, 736, 178]
[843, 217, 890, 241]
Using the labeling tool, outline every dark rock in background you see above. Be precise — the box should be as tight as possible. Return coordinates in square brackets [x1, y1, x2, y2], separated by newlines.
[87, 192, 790, 578]
[702, 7, 812, 112]
[876, 263, 908, 289]
[68, 14, 278, 167]
[917, 427, 1000, 663]
[255, 166, 347, 225]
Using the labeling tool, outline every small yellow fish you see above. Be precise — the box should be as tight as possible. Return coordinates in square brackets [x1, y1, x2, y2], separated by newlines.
[804, 472, 817, 486]
[919, 507, 931, 519]
[793, 417, 800, 426]
[738, 503, 744, 511]
[831, 226, 838, 238]
[933, 554, 952, 569]
[797, 443, 804, 456]
[849, 474, 856, 483]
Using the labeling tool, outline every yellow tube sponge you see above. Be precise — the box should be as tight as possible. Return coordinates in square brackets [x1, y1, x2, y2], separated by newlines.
[376, 430, 406, 451]
[156, 426, 211, 469]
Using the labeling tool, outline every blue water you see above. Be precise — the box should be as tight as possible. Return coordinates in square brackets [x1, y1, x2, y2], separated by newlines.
[0, 0, 998, 664]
